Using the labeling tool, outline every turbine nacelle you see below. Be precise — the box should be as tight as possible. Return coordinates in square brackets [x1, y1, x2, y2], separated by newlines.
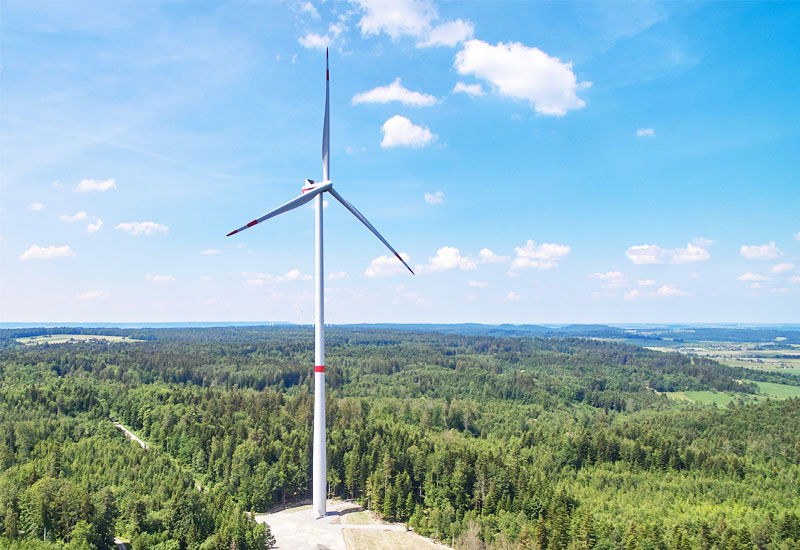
[303, 178, 332, 194]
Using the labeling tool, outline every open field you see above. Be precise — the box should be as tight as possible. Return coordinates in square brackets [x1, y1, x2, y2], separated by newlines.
[16, 334, 142, 345]
[744, 380, 800, 399]
[644, 341, 800, 374]
[343, 529, 447, 550]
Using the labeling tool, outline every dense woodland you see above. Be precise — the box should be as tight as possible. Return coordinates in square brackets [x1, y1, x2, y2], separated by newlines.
[0, 327, 799, 549]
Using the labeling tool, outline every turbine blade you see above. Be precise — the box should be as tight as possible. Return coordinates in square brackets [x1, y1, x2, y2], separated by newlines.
[322, 48, 330, 182]
[329, 187, 414, 275]
[226, 184, 330, 236]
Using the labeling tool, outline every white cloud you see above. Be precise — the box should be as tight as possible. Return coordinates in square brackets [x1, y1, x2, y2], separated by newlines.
[795, 232, 800, 242]
[278, 269, 312, 282]
[626, 242, 710, 264]
[506, 291, 521, 300]
[328, 271, 349, 280]
[790, 275, 800, 284]
[469, 280, 488, 288]
[626, 244, 666, 264]
[116, 221, 169, 236]
[511, 240, 571, 270]
[365, 252, 413, 277]
[454, 39, 589, 116]
[417, 19, 473, 47]
[740, 241, 783, 260]
[380, 115, 436, 148]
[75, 289, 108, 300]
[670, 243, 710, 264]
[738, 272, 771, 282]
[87, 219, 103, 234]
[636, 128, 655, 138]
[453, 82, 485, 97]
[624, 289, 642, 300]
[59, 211, 88, 222]
[299, 1, 319, 18]
[417, 246, 477, 273]
[771, 262, 794, 274]
[52, 180, 64, 188]
[637, 279, 657, 287]
[479, 248, 507, 264]
[29, 202, 45, 211]
[246, 278, 266, 286]
[299, 32, 332, 50]
[354, 0, 436, 39]
[353, 78, 437, 106]
[76, 178, 116, 192]
[19, 244, 76, 260]
[588, 271, 627, 289]
[329, 21, 347, 37]
[201, 249, 221, 255]
[652, 285, 688, 297]
[750, 283, 763, 289]
[424, 190, 444, 204]
[691, 237, 714, 247]
[146, 274, 175, 283]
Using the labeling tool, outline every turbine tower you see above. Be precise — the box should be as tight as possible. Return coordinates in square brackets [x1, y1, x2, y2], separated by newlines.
[226, 50, 414, 519]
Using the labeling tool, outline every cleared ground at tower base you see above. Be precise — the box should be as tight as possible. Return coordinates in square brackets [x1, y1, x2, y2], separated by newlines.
[255, 500, 448, 550]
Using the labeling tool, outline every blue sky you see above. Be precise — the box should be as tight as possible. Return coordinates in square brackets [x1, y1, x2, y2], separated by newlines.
[1, 1, 798, 324]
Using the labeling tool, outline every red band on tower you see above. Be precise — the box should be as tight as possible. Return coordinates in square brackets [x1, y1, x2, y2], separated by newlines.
[315, 365, 325, 373]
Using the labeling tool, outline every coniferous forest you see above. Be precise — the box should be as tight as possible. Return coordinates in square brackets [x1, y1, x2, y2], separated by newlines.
[1, 327, 799, 549]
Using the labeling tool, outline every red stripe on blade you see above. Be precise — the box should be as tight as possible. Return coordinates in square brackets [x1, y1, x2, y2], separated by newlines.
[314, 365, 325, 373]
[226, 230, 238, 236]
[247, 220, 258, 228]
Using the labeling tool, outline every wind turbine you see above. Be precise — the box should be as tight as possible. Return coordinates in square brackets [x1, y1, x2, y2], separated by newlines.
[226, 49, 414, 519]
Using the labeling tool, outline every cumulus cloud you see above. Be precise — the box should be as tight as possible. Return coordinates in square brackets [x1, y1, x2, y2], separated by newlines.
[299, 32, 331, 50]
[146, 274, 175, 283]
[626, 242, 710, 264]
[636, 128, 655, 138]
[738, 273, 771, 282]
[76, 178, 116, 192]
[638, 279, 657, 287]
[652, 285, 688, 297]
[424, 190, 444, 204]
[59, 212, 88, 223]
[75, 289, 109, 300]
[116, 221, 169, 236]
[453, 82, 485, 97]
[691, 237, 714, 247]
[299, 1, 319, 18]
[795, 232, 800, 242]
[790, 275, 800, 284]
[19, 244, 76, 260]
[454, 39, 589, 116]
[354, 0, 436, 39]
[381, 115, 436, 148]
[469, 280, 488, 288]
[588, 271, 627, 289]
[201, 249, 221, 255]
[511, 240, 571, 270]
[29, 202, 45, 211]
[328, 271, 349, 280]
[670, 243, 710, 264]
[740, 241, 783, 260]
[625, 244, 665, 264]
[479, 248, 508, 264]
[506, 291, 521, 300]
[417, 246, 476, 273]
[624, 289, 642, 300]
[87, 219, 103, 234]
[353, 78, 437, 106]
[281, 269, 312, 282]
[417, 19, 474, 47]
[771, 263, 794, 274]
[365, 252, 412, 277]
